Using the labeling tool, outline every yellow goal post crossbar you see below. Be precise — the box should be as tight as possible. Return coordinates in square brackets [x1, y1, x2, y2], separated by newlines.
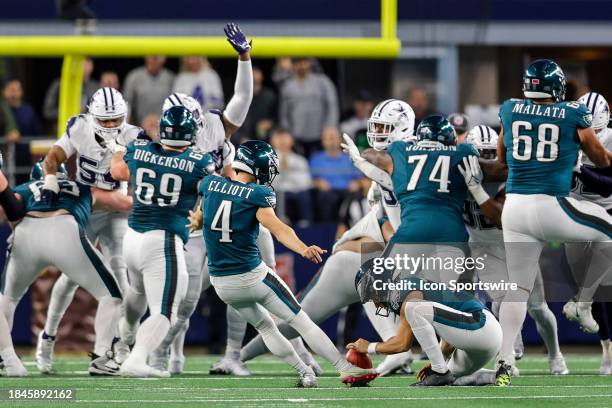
[0, 0, 398, 136]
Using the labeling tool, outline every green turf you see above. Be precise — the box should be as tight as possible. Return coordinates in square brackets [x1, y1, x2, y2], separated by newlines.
[1, 354, 611, 407]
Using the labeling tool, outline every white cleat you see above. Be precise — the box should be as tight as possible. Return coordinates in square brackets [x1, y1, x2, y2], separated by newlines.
[376, 351, 413, 377]
[4, 357, 28, 377]
[113, 340, 131, 365]
[168, 356, 185, 375]
[120, 358, 170, 378]
[35, 331, 55, 374]
[299, 352, 323, 376]
[298, 368, 318, 388]
[88, 351, 120, 376]
[149, 347, 169, 372]
[209, 357, 251, 376]
[549, 354, 569, 375]
[576, 302, 600, 334]
[562, 299, 578, 321]
[599, 358, 611, 375]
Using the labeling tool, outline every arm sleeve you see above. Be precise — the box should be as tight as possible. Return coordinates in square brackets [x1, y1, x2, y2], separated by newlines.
[223, 60, 253, 127]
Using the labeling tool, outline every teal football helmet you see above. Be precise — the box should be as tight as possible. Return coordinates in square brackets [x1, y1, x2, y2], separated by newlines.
[232, 140, 279, 186]
[523, 59, 566, 102]
[159, 105, 197, 147]
[415, 115, 457, 146]
[30, 158, 68, 181]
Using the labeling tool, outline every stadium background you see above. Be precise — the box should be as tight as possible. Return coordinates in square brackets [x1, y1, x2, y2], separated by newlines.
[0, 0, 610, 351]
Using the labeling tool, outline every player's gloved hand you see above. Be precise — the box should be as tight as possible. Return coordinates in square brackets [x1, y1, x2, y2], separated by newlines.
[301, 245, 327, 264]
[42, 174, 60, 205]
[106, 138, 127, 154]
[458, 155, 489, 205]
[341, 133, 365, 164]
[224, 23, 251, 54]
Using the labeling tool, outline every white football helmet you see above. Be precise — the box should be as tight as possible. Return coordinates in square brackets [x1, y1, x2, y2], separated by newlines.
[466, 125, 499, 159]
[88, 87, 128, 141]
[578, 92, 610, 134]
[367, 99, 415, 151]
[163, 93, 204, 129]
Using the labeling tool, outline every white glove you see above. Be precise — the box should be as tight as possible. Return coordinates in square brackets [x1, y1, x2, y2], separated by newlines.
[341, 133, 365, 164]
[43, 174, 60, 193]
[106, 138, 127, 154]
[341, 133, 394, 190]
[458, 155, 489, 205]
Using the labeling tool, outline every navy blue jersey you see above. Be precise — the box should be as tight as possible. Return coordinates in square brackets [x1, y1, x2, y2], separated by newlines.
[125, 140, 213, 242]
[500, 99, 592, 196]
[14, 179, 92, 228]
[201, 175, 276, 276]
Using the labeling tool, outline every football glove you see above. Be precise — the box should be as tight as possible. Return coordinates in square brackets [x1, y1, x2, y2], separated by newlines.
[42, 174, 60, 205]
[224, 23, 251, 54]
[458, 156, 489, 205]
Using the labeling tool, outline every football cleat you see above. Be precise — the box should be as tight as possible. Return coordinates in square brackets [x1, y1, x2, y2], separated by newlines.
[113, 339, 131, 365]
[299, 352, 323, 376]
[169, 355, 185, 375]
[564, 300, 599, 334]
[209, 357, 251, 376]
[562, 299, 578, 321]
[88, 351, 120, 376]
[149, 347, 169, 372]
[600, 357, 612, 375]
[2, 355, 27, 377]
[495, 361, 512, 386]
[120, 358, 170, 378]
[549, 354, 569, 375]
[376, 351, 414, 377]
[340, 366, 378, 386]
[411, 367, 455, 386]
[297, 368, 318, 388]
[35, 331, 55, 374]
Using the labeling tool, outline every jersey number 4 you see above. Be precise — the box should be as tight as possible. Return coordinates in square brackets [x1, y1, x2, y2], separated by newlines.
[407, 155, 450, 193]
[511, 121, 559, 162]
[211, 200, 233, 242]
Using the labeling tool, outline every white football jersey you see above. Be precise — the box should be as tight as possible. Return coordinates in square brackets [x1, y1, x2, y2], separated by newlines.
[194, 110, 233, 174]
[464, 182, 505, 243]
[374, 182, 401, 231]
[55, 114, 141, 190]
[571, 127, 612, 210]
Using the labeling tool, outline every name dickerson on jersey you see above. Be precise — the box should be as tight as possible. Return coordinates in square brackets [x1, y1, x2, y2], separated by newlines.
[133, 149, 197, 172]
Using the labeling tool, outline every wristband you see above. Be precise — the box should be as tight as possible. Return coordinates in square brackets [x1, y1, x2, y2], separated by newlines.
[367, 342, 378, 355]
[44, 174, 60, 193]
[470, 185, 490, 206]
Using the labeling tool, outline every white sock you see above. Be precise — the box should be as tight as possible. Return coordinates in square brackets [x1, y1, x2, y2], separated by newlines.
[0, 314, 18, 362]
[405, 301, 447, 373]
[226, 306, 247, 359]
[288, 311, 347, 370]
[130, 314, 171, 365]
[170, 322, 187, 361]
[93, 296, 122, 356]
[290, 337, 309, 357]
[123, 287, 147, 327]
[0, 294, 17, 330]
[528, 303, 561, 358]
[499, 301, 528, 365]
[602, 340, 611, 359]
[253, 313, 309, 374]
[44, 275, 78, 337]
[240, 335, 268, 362]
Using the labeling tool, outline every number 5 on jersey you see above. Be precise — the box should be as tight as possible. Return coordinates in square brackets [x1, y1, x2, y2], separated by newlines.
[211, 200, 233, 242]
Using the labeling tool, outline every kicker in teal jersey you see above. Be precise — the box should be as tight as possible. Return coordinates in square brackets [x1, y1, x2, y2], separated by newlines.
[388, 140, 478, 243]
[124, 139, 214, 243]
[201, 174, 276, 276]
[13, 179, 92, 228]
[500, 98, 592, 197]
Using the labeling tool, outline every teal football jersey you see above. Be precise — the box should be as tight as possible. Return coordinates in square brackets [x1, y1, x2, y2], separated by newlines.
[201, 175, 276, 276]
[388, 141, 477, 243]
[125, 140, 213, 243]
[500, 99, 592, 196]
[13, 179, 92, 228]
[391, 276, 486, 330]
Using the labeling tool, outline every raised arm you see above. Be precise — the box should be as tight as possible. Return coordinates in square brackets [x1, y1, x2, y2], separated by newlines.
[341, 134, 394, 190]
[256, 206, 326, 263]
[221, 23, 253, 138]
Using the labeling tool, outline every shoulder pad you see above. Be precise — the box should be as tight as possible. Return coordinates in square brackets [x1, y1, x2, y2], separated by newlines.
[65, 114, 88, 138]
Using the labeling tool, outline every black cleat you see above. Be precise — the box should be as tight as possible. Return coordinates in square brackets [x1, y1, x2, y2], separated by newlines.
[411, 367, 455, 386]
[495, 360, 512, 386]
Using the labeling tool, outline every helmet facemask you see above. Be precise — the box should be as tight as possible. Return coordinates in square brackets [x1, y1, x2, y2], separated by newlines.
[367, 119, 393, 151]
[93, 115, 126, 143]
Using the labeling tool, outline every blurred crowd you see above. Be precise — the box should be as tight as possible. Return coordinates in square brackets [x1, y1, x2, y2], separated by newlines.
[0, 55, 444, 225]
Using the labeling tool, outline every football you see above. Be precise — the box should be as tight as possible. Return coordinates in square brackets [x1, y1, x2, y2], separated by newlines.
[346, 348, 373, 369]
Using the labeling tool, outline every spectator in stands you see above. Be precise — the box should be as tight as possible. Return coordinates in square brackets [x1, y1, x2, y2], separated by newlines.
[100, 70, 120, 90]
[234, 66, 277, 144]
[407, 86, 434, 130]
[173, 56, 223, 112]
[340, 90, 374, 151]
[336, 177, 372, 239]
[447, 112, 470, 144]
[271, 57, 294, 88]
[279, 57, 339, 156]
[140, 114, 160, 142]
[43, 57, 98, 126]
[1, 80, 31, 182]
[124, 55, 175, 125]
[270, 128, 313, 226]
[309, 127, 361, 223]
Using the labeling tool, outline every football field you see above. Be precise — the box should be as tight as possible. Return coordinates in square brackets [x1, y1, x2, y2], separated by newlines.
[2, 353, 611, 408]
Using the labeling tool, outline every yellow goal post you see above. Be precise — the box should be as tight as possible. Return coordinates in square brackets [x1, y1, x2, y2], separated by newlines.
[0, 0, 398, 136]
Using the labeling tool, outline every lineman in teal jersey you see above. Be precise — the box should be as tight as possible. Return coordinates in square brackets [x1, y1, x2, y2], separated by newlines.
[192, 140, 376, 387]
[349, 270, 505, 386]
[0, 160, 125, 377]
[109, 106, 214, 378]
[496, 59, 612, 374]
